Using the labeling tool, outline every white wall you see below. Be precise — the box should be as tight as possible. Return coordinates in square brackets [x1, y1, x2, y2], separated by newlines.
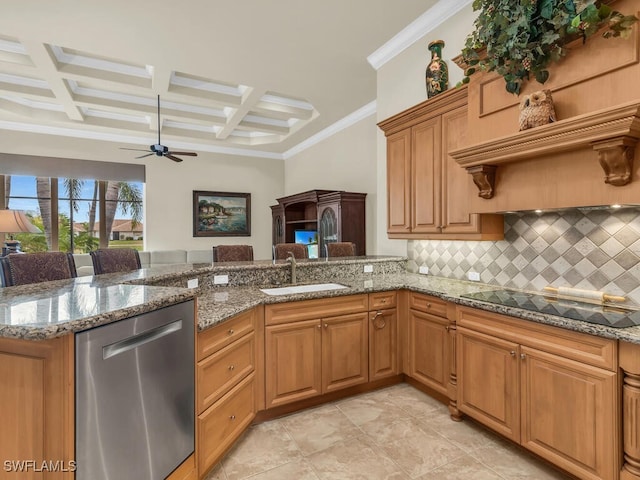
[284, 115, 378, 254]
[375, 4, 477, 257]
[1, 131, 284, 260]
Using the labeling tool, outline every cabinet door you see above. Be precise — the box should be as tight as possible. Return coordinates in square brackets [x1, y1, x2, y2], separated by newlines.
[520, 346, 617, 480]
[265, 319, 322, 408]
[386, 129, 412, 234]
[0, 336, 74, 480]
[369, 309, 398, 381]
[457, 326, 520, 442]
[411, 117, 442, 234]
[322, 312, 369, 393]
[440, 105, 483, 234]
[318, 204, 339, 258]
[409, 309, 449, 395]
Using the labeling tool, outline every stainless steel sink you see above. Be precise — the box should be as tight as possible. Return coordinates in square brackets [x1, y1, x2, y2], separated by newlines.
[260, 283, 348, 296]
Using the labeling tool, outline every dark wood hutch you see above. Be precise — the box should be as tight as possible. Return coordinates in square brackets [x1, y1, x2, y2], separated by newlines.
[270, 189, 366, 257]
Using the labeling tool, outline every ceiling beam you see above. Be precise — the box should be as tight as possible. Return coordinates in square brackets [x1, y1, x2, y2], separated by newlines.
[216, 87, 266, 140]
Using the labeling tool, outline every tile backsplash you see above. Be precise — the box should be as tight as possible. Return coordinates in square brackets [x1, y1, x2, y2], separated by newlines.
[407, 208, 640, 306]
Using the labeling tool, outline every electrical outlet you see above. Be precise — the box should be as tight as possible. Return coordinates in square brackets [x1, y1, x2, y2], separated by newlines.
[467, 271, 480, 282]
[214, 274, 229, 285]
[363, 265, 373, 273]
[364, 280, 373, 288]
[187, 278, 198, 289]
[419, 266, 429, 275]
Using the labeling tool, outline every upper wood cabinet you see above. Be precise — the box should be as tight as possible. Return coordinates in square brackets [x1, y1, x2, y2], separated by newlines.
[379, 86, 503, 240]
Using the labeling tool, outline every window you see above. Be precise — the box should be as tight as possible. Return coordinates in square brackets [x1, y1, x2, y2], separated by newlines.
[2, 175, 143, 253]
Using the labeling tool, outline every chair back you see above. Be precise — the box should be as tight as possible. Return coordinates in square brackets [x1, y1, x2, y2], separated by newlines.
[90, 248, 142, 274]
[1, 252, 77, 286]
[213, 245, 254, 262]
[273, 243, 308, 260]
[325, 242, 356, 258]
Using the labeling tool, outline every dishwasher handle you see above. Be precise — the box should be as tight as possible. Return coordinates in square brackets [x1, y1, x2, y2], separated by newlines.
[103, 319, 183, 360]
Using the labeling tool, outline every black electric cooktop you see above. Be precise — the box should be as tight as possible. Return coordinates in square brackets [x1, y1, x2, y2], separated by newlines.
[460, 289, 640, 329]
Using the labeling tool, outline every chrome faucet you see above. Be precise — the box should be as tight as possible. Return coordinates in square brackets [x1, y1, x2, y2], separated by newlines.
[286, 252, 297, 284]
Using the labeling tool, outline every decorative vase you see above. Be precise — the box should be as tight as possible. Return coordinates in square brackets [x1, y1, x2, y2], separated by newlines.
[425, 40, 448, 98]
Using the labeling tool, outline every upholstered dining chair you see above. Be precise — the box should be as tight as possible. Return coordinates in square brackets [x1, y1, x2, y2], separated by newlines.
[90, 248, 142, 275]
[213, 245, 254, 262]
[0, 252, 77, 287]
[273, 243, 309, 260]
[325, 242, 357, 257]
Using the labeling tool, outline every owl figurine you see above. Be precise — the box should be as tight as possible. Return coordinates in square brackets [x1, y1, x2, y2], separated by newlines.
[518, 89, 556, 131]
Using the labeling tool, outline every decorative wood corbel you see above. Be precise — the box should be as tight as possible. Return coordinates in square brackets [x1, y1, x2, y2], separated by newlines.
[466, 165, 497, 199]
[591, 136, 637, 186]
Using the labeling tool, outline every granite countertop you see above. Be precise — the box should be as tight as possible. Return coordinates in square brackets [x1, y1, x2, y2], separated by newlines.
[0, 275, 196, 340]
[2, 256, 640, 345]
[196, 273, 640, 345]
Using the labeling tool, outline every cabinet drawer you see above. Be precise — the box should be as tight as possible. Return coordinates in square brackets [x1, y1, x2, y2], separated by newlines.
[457, 306, 617, 371]
[197, 333, 255, 413]
[198, 373, 255, 475]
[408, 292, 447, 317]
[369, 291, 397, 310]
[197, 308, 256, 361]
[265, 294, 368, 325]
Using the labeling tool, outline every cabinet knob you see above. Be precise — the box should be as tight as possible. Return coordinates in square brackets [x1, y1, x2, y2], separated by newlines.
[510, 351, 516, 357]
[426, 303, 431, 308]
[228, 329, 234, 336]
[317, 324, 322, 329]
[380, 298, 387, 303]
[324, 323, 328, 329]
[445, 326, 449, 332]
[229, 415, 236, 421]
[520, 353, 526, 360]
[228, 365, 235, 371]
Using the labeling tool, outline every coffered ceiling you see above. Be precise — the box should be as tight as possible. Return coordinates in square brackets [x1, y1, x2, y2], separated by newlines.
[0, 0, 440, 159]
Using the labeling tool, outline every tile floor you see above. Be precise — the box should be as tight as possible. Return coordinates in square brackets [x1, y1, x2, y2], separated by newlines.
[206, 383, 572, 480]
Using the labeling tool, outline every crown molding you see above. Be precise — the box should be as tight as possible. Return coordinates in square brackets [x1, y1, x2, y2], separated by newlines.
[367, 0, 473, 71]
[283, 101, 377, 160]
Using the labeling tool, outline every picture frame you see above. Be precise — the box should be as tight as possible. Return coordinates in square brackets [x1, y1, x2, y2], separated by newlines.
[193, 190, 251, 237]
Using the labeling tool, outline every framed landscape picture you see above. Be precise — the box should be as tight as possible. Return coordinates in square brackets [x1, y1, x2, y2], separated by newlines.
[193, 191, 251, 237]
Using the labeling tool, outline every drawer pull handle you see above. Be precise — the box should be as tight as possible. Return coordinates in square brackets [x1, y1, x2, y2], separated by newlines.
[510, 351, 516, 357]
[520, 353, 526, 360]
[229, 415, 236, 420]
[426, 303, 431, 308]
[380, 299, 387, 303]
[228, 365, 235, 371]
[371, 311, 386, 329]
[228, 329, 234, 336]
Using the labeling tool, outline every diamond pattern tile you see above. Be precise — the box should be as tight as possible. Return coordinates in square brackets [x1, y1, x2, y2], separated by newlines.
[408, 208, 640, 306]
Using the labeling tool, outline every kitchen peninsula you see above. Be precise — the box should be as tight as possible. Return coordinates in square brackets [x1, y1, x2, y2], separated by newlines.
[2, 256, 640, 480]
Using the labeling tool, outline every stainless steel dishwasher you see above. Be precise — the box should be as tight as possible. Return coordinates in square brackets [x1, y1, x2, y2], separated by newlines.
[75, 300, 194, 480]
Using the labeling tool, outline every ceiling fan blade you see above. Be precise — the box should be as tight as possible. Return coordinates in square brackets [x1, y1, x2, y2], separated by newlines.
[168, 151, 198, 156]
[120, 147, 151, 152]
[135, 153, 154, 159]
[164, 154, 184, 163]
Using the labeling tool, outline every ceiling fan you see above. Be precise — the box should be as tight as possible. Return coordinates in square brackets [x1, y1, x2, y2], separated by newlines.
[120, 95, 198, 163]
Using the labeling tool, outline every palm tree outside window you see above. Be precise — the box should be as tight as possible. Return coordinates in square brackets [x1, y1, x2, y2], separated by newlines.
[1, 174, 143, 253]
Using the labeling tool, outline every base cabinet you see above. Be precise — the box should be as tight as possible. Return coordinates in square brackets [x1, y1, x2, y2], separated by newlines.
[407, 293, 451, 396]
[0, 336, 74, 480]
[196, 308, 258, 478]
[369, 291, 399, 381]
[457, 306, 618, 480]
[265, 311, 369, 408]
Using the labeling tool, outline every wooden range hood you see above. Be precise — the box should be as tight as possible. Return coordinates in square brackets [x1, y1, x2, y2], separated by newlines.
[450, 0, 640, 213]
